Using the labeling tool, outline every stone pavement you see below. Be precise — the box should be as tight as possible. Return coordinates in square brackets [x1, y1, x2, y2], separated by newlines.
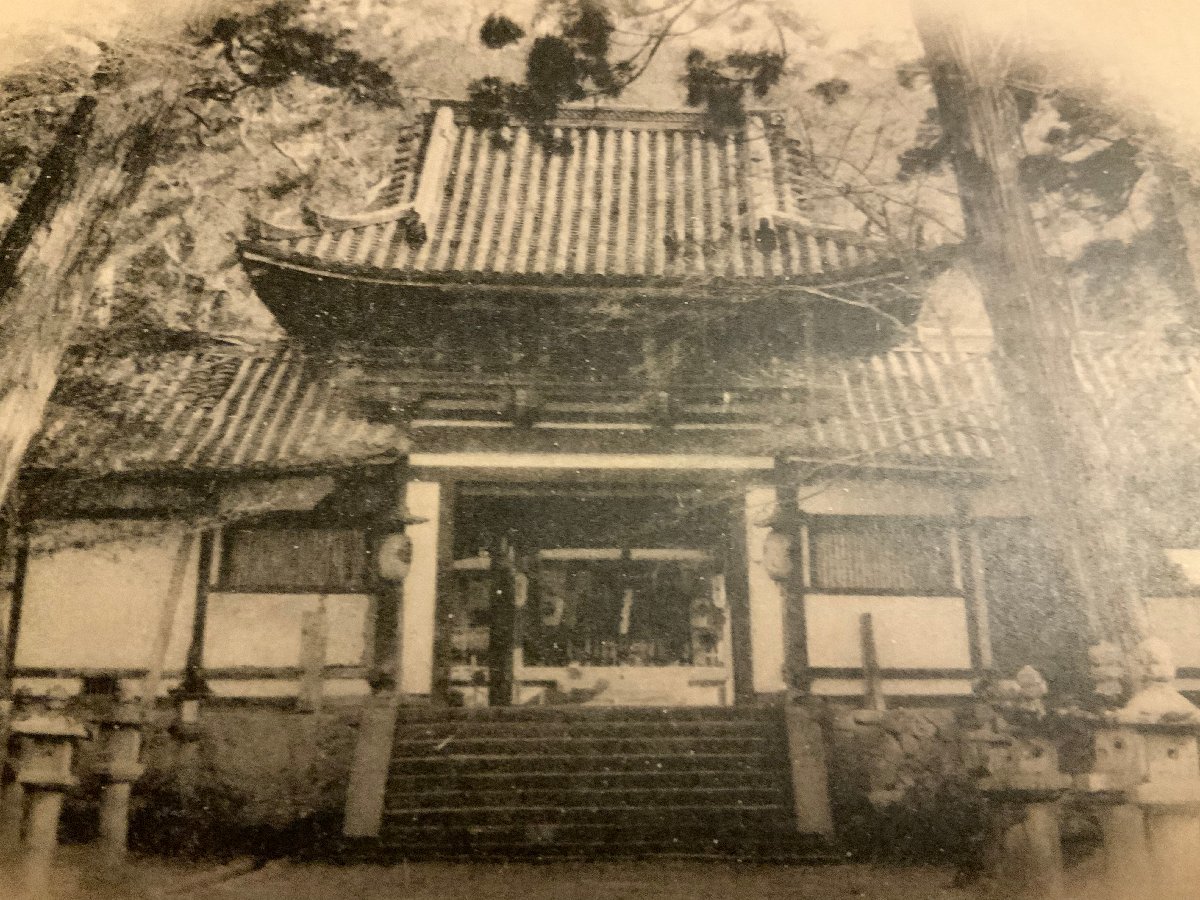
[4, 853, 1015, 900]
[161, 860, 984, 900]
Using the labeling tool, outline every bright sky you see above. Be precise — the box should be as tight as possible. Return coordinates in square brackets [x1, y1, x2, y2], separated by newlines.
[1, 0, 1200, 153]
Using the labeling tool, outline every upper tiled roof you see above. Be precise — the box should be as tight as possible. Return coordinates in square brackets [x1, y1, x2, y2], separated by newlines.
[241, 103, 900, 287]
[30, 344, 409, 474]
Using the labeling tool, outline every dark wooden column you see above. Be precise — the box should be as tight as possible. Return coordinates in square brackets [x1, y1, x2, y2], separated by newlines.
[725, 486, 756, 705]
[367, 461, 411, 694]
[176, 529, 215, 698]
[487, 538, 517, 707]
[773, 459, 809, 695]
[0, 482, 32, 703]
[0, 524, 29, 703]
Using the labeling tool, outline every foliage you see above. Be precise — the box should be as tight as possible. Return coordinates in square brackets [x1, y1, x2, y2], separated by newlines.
[682, 48, 784, 127]
[192, 1, 402, 105]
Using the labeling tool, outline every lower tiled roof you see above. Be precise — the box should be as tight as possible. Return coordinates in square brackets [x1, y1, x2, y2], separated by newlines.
[31, 344, 409, 474]
[30, 343, 1005, 475]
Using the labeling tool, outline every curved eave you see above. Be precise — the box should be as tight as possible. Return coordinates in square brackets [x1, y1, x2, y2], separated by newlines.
[240, 242, 953, 298]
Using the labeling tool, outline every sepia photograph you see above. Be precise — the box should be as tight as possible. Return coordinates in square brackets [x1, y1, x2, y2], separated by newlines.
[0, 0, 1198, 897]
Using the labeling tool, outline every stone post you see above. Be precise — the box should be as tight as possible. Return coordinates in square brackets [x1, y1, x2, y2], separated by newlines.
[1114, 639, 1200, 900]
[969, 667, 1071, 899]
[92, 697, 146, 867]
[169, 685, 206, 775]
[9, 692, 88, 895]
[1074, 724, 1152, 899]
[1072, 643, 1152, 900]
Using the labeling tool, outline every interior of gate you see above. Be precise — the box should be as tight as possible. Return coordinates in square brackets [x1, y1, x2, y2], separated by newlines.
[434, 488, 739, 708]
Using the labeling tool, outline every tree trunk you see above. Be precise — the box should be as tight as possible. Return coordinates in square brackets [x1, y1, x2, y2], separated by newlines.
[0, 81, 176, 506]
[912, 0, 1151, 656]
[1156, 159, 1200, 303]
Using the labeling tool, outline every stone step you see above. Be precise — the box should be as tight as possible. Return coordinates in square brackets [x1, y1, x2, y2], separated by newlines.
[388, 752, 778, 776]
[372, 822, 818, 859]
[393, 718, 778, 740]
[382, 803, 792, 828]
[393, 705, 778, 725]
[389, 735, 775, 757]
[386, 768, 789, 793]
[383, 785, 787, 809]
[375, 705, 803, 861]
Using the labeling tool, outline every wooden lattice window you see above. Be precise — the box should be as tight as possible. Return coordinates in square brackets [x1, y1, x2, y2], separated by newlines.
[807, 517, 958, 595]
[219, 525, 370, 593]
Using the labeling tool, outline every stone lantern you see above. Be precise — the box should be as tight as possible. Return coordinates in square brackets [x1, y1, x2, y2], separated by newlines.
[89, 692, 147, 866]
[968, 666, 1071, 899]
[8, 690, 89, 894]
[1112, 639, 1200, 898]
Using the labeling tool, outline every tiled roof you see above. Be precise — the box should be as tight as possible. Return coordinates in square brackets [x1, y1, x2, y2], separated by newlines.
[777, 348, 1004, 466]
[241, 104, 901, 287]
[30, 343, 1004, 475]
[30, 344, 409, 474]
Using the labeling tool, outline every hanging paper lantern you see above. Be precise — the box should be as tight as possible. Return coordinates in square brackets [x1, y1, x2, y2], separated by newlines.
[375, 531, 413, 582]
[762, 529, 794, 581]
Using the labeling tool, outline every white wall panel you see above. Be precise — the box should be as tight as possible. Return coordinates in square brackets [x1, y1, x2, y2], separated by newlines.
[204, 594, 368, 668]
[805, 594, 971, 670]
[1147, 596, 1200, 668]
[17, 521, 198, 671]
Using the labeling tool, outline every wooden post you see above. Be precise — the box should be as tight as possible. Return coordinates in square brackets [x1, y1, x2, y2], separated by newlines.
[177, 529, 215, 699]
[487, 543, 516, 707]
[139, 532, 196, 714]
[957, 495, 994, 671]
[860, 613, 886, 712]
[367, 463, 410, 694]
[297, 603, 328, 714]
[0, 515, 29, 853]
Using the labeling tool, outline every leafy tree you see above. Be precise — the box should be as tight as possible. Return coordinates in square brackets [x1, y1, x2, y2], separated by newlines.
[0, 0, 430, 506]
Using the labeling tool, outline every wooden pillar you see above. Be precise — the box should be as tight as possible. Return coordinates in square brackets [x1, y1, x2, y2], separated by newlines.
[0, 524, 29, 702]
[487, 539, 516, 707]
[956, 494, 993, 672]
[724, 485, 756, 704]
[0, 510, 29, 852]
[773, 460, 809, 695]
[177, 529, 214, 699]
[367, 462, 411, 694]
[430, 481, 456, 704]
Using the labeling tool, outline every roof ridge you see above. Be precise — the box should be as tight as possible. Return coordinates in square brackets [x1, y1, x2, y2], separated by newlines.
[425, 98, 788, 129]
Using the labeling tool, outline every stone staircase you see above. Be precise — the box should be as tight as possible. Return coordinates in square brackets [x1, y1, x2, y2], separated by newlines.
[373, 704, 828, 859]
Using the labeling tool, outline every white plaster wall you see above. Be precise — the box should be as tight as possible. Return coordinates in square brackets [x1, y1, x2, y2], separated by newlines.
[1147, 596, 1200, 668]
[400, 480, 440, 695]
[797, 479, 954, 516]
[16, 521, 198, 672]
[805, 595, 972, 670]
[809, 677, 975, 697]
[745, 486, 787, 693]
[204, 594, 369, 668]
